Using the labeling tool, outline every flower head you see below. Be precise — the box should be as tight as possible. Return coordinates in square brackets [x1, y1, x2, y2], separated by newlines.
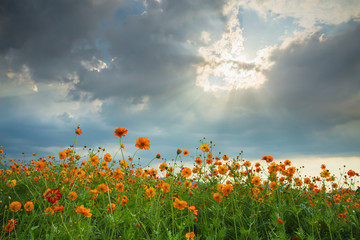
[114, 127, 128, 138]
[9, 201, 21, 212]
[45, 188, 62, 204]
[76, 205, 92, 217]
[135, 137, 150, 150]
[24, 202, 34, 211]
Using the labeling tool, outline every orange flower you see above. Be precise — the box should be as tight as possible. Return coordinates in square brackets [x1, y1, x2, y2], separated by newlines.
[195, 157, 202, 165]
[183, 150, 189, 155]
[277, 218, 283, 224]
[146, 187, 156, 198]
[114, 127, 128, 138]
[115, 182, 125, 192]
[59, 150, 67, 160]
[161, 182, 170, 193]
[68, 191, 78, 201]
[212, 192, 223, 202]
[252, 176, 261, 186]
[107, 203, 116, 213]
[76, 205, 92, 217]
[24, 202, 34, 211]
[120, 195, 129, 205]
[119, 160, 127, 169]
[222, 184, 233, 197]
[222, 154, 229, 161]
[97, 183, 108, 193]
[135, 137, 150, 150]
[182, 167, 192, 178]
[113, 168, 124, 180]
[262, 156, 273, 163]
[75, 128, 82, 135]
[4, 219, 17, 232]
[159, 162, 167, 171]
[156, 153, 161, 159]
[188, 206, 198, 215]
[104, 153, 112, 162]
[183, 180, 192, 189]
[173, 198, 187, 210]
[347, 170, 356, 177]
[185, 232, 195, 240]
[296, 179, 303, 187]
[269, 181, 277, 191]
[9, 201, 21, 212]
[88, 155, 99, 165]
[200, 143, 210, 152]
[6, 179, 16, 188]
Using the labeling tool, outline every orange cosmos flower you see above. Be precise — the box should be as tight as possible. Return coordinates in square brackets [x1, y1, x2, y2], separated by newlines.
[347, 170, 356, 177]
[195, 157, 202, 165]
[183, 150, 189, 155]
[68, 191, 78, 201]
[9, 201, 21, 212]
[159, 162, 167, 171]
[200, 143, 210, 152]
[114, 127, 128, 138]
[182, 167, 192, 178]
[156, 153, 161, 159]
[188, 206, 198, 215]
[97, 183, 108, 193]
[135, 137, 150, 150]
[262, 156, 274, 163]
[45, 188, 62, 204]
[76, 205, 92, 217]
[222, 184, 233, 197]
[88, 155, 99, 165]
[120, 195, 129, 205]
[222, 154, 229, 161]
[104, 153, 112, 162]
[173, 198, 187, 210]
[107, 203, 116, 213]
[269, 181, 277, 191]
[4, 219, 17, 232]
[24, 202, 34, 211]
[212, 192, 223, 202]
[75, 128, 82, 135]
[59, 150, 67, 160]
[295, 179, 303, 186]
[6, 179, 16, 188]
[161, 182, 170, 193]
[115, 182, 125, 192]
[146, 187, 156, 197]
[185, 232, 195, 240]
[119, 160, 127, 169]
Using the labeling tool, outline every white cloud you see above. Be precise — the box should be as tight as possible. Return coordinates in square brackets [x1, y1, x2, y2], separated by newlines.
[81, 56, 108, 72]
[195, 0, 269, 91]
[239, 0, 360, 29]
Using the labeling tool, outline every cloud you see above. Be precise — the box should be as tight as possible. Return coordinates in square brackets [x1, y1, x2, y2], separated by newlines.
[239, 0, 360, 29]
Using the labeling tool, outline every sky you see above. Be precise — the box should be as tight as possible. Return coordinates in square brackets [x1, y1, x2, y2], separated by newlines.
[1, 0, 360, 180]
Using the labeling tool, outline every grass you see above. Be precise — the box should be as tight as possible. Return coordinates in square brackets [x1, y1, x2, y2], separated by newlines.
[0, 126, 359, 240]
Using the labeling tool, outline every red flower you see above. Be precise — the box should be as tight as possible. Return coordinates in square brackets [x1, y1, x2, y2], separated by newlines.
[45, 188, 62, 204]
[277, 218, 283, 224]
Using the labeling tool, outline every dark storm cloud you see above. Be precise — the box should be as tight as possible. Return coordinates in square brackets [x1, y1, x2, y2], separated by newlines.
[0, 0, 120, 82]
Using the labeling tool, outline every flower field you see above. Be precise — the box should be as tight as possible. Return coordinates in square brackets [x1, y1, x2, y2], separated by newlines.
[0, 127, 359, 239]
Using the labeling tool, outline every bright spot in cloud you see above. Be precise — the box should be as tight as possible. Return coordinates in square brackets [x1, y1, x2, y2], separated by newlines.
[81, 56, 108, 72]
[195, 1, 270, 92]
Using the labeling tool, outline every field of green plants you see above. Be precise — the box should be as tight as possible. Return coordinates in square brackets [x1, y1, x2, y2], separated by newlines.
[0, 126, 359, 239]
